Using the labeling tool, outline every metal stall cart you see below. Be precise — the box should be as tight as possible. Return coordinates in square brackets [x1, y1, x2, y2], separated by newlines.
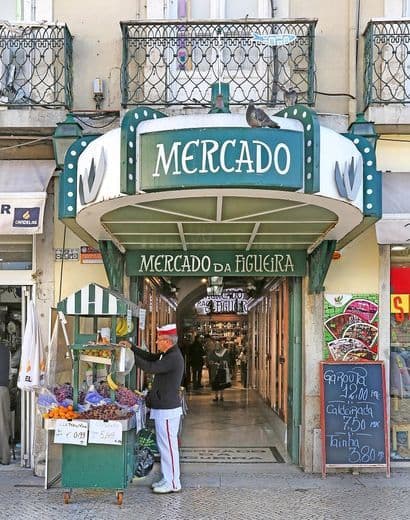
[55, 283, 139, 504]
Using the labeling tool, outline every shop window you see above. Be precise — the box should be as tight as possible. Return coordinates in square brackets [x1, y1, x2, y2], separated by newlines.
[390, 259, 410, 461]
[0, 237, 32, 270]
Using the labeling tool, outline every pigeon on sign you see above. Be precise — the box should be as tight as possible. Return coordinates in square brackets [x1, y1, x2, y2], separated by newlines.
[246, 102, 280, 129]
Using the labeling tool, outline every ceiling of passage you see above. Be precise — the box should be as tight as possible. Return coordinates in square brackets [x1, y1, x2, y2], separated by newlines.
[100, 193, 338, 252]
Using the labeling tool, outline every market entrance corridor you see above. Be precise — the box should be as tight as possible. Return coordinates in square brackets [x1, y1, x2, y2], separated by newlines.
[181, 377, 289, 465]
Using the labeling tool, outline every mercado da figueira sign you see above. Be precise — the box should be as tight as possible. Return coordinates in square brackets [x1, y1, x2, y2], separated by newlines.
[139, 127, 303, 191]
[126, 250, 306, 277]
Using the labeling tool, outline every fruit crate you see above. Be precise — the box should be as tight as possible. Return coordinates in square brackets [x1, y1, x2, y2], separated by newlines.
[55, 283, 140, 504]
[44, 416, 136, 431]
[62, 428, 136, 504]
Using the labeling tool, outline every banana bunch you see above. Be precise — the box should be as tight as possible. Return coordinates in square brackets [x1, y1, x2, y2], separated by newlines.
[116, 318, 128, 337]
[116, 317, 134, 337]
[107, 372, 119, 391]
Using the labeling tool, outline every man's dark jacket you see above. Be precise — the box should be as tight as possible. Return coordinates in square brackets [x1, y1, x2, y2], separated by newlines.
[189, 339, 205, 368]
[133, 346, 184, 409]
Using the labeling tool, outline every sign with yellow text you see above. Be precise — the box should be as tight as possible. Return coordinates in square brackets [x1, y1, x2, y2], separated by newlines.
[391, 294, 410, 321]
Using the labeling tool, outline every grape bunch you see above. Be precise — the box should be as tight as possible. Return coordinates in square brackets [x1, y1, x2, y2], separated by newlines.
[53, 383, 73, 403]
[115, 387, 138, 406]
[97, 381, 111, 398]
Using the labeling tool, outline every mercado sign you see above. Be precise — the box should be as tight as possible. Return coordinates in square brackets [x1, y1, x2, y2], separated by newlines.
[126, 250, 306, 277]
[139, 127, 303, 191]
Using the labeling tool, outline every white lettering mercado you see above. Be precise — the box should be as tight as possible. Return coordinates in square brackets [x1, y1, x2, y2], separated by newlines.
[152, 139, 291, 177]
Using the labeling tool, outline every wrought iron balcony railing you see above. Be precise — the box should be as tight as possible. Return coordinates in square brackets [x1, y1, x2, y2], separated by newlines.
[0, 23, 72, 108]
[364, 19, 410, 108]
[121, 19, 316, 108]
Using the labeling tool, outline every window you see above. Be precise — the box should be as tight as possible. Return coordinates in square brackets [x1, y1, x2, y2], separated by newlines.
[390, 252, 410, 461]
[160, 0, 268, 21]
[0, 236, 32, 270]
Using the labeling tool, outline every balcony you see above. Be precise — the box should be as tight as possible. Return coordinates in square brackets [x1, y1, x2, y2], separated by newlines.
[121, 19, 316, 108]
[0, 23, 72, 109]
[364, 19, 410, 129]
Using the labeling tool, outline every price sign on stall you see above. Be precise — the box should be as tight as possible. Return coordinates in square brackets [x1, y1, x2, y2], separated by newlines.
[54, 420, 88, 446]
[139, 308, 146, 330]
[88, 420, 123, 445]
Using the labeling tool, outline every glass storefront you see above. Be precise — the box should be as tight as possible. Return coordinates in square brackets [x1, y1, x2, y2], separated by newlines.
[390, 248, 410, 461]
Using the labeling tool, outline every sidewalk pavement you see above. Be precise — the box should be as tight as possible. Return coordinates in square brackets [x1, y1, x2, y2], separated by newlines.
[1, 460, 410, 520]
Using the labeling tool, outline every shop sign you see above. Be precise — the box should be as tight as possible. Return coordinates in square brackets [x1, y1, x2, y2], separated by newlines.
[126, 250, 306, 277]
[195, 288, 249, 315]
[55, 248, 79, 261]
[391, 294, 410, 322]
[0, 196, 45, 234]
[139, 127, 303, 191]
[80, 246, 103, 264]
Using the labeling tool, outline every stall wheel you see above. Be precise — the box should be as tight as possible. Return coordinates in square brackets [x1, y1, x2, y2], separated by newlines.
[116, 491, 124, 505]
[63, 491, 71, 504]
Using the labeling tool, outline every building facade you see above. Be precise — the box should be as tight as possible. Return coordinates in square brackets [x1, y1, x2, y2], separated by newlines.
[1, 0, 410, 474]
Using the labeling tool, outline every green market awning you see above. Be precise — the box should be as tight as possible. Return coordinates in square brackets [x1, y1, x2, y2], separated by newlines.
[57, 283, 139, 316]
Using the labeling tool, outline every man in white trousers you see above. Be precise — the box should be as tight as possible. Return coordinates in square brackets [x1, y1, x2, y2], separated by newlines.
[130, 324, 184, 493]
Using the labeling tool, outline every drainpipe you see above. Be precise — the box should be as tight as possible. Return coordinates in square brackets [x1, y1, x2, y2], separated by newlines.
[348, 0, 360, 123]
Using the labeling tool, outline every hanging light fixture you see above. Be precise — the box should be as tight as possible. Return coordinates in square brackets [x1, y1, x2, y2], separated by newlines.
[52, 114, 83, 169]
[348, 113, 379, 149]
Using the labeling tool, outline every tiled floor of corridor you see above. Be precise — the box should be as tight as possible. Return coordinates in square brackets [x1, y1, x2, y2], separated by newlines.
[181, 376, 288, 459]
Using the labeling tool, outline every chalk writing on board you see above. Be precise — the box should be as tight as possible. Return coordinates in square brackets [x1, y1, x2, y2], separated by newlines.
[321, 363, 387, 467]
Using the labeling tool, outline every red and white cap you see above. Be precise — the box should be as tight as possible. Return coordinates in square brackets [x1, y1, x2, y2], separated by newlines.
[157, 323, 177, 336]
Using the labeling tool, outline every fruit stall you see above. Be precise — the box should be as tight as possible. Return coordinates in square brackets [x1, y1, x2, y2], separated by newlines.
[42, 283, 143, 504]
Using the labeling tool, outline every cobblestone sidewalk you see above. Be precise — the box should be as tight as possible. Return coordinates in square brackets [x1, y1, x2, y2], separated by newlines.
[1, 463, 409, 520]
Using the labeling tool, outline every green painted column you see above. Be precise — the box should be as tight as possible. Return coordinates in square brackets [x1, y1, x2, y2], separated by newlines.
[129, 276, 143, 304]
[308, 240, 337, 294]
[287, 277, 302, 464]
[99, 240, 125, 293]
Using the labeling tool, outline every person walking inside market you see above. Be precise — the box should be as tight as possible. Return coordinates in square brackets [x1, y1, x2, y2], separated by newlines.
[129, 324, 184, 494]
[189, 335, 205, 389]
[203, 334, 215, 386]
[208, 341, 230, 402]
[0, 340, 11, 465]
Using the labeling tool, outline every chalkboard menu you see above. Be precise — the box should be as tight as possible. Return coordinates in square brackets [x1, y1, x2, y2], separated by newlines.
[320, 361, 390, 477]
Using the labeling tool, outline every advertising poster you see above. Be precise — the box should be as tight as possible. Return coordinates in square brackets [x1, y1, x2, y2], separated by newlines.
[324, 294, 379, 361]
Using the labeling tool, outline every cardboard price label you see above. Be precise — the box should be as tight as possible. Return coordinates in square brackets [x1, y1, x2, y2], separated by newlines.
[54, 420, 88, 446]
[88, 420, 123, 445]
[139, 308, 146, 330]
